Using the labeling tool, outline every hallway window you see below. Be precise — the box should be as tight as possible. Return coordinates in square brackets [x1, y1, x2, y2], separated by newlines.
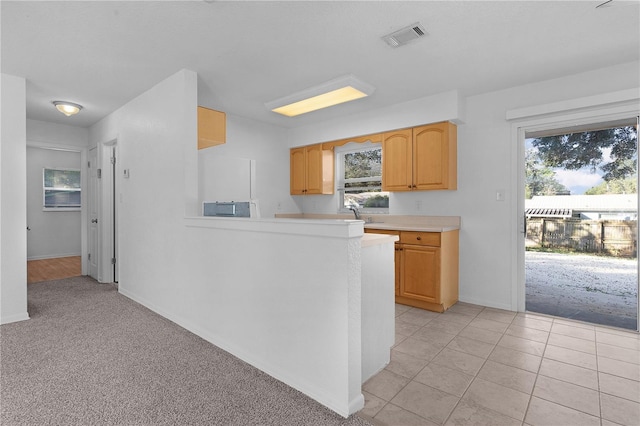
[43, 168, 81, 210]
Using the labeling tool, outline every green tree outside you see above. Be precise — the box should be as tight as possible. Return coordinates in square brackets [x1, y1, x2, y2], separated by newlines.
[531, 126, 637, 182]
[585, 177, 637, 195]
[525, 148, 569, 198]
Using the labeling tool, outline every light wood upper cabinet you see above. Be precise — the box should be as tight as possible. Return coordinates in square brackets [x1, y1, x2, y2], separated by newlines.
[290, 120, 456, 195]
[290, 144, 334, 195]
[197, 106, 226, 149]
[413, 122, 457, 190]
[382, 129, 413, 191]
[290, 147, 307, 195]
[382, 122, 457, 191]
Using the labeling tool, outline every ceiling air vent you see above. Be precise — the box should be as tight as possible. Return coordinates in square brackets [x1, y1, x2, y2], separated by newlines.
[382, 22, 427, 48]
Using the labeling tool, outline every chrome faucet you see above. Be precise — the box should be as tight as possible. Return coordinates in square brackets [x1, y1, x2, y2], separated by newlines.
[348, 206, 361, 220]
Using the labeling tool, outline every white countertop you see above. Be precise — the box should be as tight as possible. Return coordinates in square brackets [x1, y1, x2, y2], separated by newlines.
[364, 222, 458, 232]
[275, 214, 460, 233]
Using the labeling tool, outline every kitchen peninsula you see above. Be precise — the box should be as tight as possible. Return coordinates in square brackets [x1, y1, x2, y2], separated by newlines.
[277, 214, 460, 312]
[178, 216, 396, 417]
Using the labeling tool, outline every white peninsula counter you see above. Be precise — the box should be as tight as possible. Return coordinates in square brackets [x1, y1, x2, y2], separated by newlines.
[137, 216, 397, 418]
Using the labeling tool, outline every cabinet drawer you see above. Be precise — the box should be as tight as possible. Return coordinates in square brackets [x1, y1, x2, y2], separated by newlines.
[364, 228, 400, 236]
[399, 231, 440, 247]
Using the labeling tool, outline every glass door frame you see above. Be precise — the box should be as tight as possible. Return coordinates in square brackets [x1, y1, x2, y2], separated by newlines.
[510, 106, 639, 332]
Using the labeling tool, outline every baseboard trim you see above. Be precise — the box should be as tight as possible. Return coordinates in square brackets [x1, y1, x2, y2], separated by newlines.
[458, 296, 512, 311]
[27, 254, 81, 261]
[1, 312, 30, 325]
[118, 286, 356, 418]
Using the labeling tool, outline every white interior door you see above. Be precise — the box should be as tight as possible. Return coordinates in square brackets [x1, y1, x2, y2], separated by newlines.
[88, 147, 99, 280]
[111, 146, 118, 283]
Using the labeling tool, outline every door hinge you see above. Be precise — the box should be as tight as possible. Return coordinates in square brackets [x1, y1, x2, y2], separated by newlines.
[88, 161, 91, 168]
[88, 253, 91, 261]
[111, 258, 116, 265]
[97, 168, 102, 179]
[111, 157, 116, 165]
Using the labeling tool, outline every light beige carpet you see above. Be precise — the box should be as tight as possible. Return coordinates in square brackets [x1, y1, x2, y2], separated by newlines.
[1, 276, 372, 426]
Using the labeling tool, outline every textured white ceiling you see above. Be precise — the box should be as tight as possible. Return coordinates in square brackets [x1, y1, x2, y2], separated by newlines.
[2, 1, 639, 128]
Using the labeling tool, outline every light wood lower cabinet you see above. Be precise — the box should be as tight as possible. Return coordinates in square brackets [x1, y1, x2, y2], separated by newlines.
[365, 228, 459, 312]
[401, 244, 439, 303]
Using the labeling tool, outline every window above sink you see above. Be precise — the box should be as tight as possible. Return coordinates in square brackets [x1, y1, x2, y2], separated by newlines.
[336, 141, 389, 214]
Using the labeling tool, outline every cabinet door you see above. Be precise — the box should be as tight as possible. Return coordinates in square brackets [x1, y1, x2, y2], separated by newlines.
[394, 245, 401, 296]
[290, 147, 306, 195]
[382, 129, 413, 191]
[305, 144, 334, 194]
[197, 106, 226, 150]
[400, 245, 440, 303]
[413, 122, 456, 190]
[305, 144, 323, 194]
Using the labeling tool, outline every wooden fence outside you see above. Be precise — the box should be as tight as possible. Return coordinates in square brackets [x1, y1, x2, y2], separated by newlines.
[526, 218, 637, 257]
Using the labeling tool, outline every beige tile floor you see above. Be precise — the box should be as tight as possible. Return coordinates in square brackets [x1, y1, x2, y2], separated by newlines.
[359, 303, 640, 426]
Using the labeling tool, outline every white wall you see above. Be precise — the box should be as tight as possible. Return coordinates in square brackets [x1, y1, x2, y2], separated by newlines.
[288, 61, 640, 310]
[26, 147, 82, 259]
[456, 61, 639, 310]
[1, 73, 29, 324]
[198, 113, 297, 217]
[89, 69, 369, 416]
[89, 69, 199, 285]
[27, 118, 89, 149]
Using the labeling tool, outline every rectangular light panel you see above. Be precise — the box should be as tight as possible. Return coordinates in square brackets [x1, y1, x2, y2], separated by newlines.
[271, 86, 368, 117]
[266, 74, 375, 117]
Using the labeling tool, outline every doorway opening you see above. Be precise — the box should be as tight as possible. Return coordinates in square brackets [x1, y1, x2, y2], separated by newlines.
[524, 119, 638, 330]
[26, 145, 84, 283]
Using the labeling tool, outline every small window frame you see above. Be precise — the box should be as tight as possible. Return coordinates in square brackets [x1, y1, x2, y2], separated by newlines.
[335, 141, 389, 214]
[42, 167, 81, 211]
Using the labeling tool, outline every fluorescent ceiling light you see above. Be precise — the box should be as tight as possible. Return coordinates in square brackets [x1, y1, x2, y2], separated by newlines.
[266, 74, 375, 117]
[52, 101, 83, 116]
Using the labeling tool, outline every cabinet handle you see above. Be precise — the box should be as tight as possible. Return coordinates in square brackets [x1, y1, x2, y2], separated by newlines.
[407, 185, 412, 189]
[416, 236, 421, 240]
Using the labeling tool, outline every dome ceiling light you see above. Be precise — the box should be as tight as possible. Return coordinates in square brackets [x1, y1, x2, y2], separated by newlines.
[52, 101, 83, 117]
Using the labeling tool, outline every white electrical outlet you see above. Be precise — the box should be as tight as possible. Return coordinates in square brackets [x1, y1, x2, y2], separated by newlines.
[496, 189, 505, 201]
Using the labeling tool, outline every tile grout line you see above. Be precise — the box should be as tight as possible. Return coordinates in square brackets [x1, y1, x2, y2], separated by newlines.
[441, 306, 524, 426]
[595, 325, 604, 424]
[522, 315, 556, 425]
[372, 305, 639, 425]
[375, 306, 486, 425]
